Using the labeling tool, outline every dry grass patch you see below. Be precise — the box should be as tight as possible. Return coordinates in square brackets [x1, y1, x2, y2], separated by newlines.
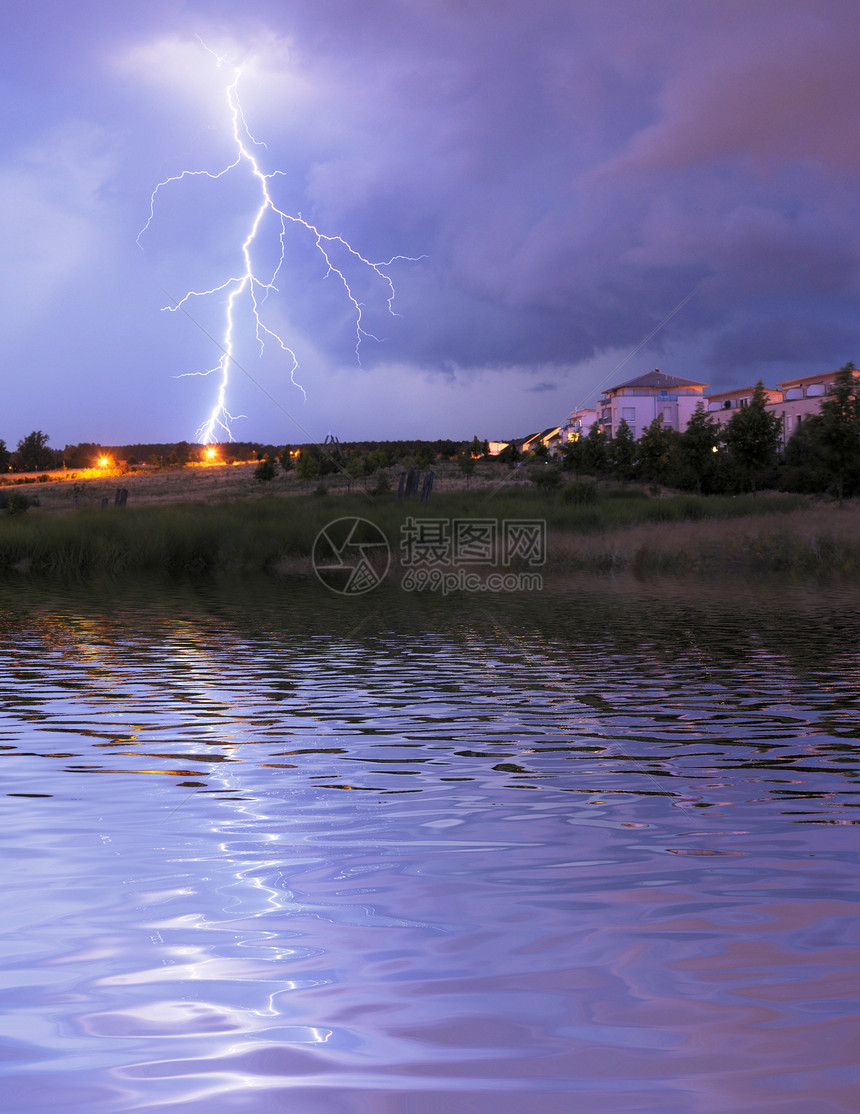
[4, 459, 520, 513]
[547, 504, 860, 573]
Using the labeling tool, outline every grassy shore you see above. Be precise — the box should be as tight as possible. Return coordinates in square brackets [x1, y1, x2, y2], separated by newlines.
[2, 462, 858, 578]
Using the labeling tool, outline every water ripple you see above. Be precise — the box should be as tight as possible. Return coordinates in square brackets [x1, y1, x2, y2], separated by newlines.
[0, 579, 858, 1112]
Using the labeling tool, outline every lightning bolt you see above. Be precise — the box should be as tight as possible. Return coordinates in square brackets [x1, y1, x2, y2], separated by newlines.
[138, 41, 421, 444]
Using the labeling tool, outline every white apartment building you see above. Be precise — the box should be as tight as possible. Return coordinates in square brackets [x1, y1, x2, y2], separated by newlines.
[554, 365, 857, 453]
[598, 370, 708, 440]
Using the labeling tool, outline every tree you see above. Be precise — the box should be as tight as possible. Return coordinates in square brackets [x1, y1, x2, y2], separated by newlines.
[254, 455, 277, 482]
[15, 430, 54, 472]
[296, 448, 322, 481]
[815, 362, 860, 504]
[0, 439, 10, 472]
[638, 416, 680, 485]
[342, 454, 367, 490]
[436, 440, 460, 459]
[296, 444, 339, 479]
[680, 403, 720, 494]
[365, 447, 391, 473]
[63, 442, 104, 469]
[168, 440, 191, 466]
[457, 452, 477, 487]
[560, 437, 585, 476]
[279, 446, 294, 472]
[608, 418, 637, 481]
[722, 381, 782, 493]
[582, 422, 607, 476]
[780, 416, 830, 493]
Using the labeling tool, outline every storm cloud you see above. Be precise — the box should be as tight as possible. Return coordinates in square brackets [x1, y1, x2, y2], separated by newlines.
[2, 0, 859, 442]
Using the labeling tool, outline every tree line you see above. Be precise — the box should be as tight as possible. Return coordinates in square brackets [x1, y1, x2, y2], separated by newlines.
[0, 438, 272, 473]
[255, 436, 491, 486]
[0, 433, 492, 478]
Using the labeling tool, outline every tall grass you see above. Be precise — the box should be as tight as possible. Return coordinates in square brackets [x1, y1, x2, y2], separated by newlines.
[0, 487, 852, 579]
[546, 507, 860, 575]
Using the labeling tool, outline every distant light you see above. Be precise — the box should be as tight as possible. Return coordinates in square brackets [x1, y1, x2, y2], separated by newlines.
[99, 457, 109, 468]
[206, 447, 217, 461]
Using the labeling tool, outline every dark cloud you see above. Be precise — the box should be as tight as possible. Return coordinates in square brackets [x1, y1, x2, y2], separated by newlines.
[707, 309, 860, 375]
[277, 0, 860, 376]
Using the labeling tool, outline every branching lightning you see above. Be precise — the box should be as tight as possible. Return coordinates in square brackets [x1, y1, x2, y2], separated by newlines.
[138, 42, 420, 443]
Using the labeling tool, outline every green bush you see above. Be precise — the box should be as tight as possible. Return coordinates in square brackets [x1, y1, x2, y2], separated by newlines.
[371, 472, 391, 496]
[529, 466, 562, 492]
[7, 492, 32, 516]
[254, 456, 277, 482]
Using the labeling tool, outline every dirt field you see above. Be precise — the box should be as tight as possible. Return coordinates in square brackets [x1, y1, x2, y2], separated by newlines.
[0, 460, 523, 512]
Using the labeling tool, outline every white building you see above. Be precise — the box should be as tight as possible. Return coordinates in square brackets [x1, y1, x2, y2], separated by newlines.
[598, 370, 708, 440]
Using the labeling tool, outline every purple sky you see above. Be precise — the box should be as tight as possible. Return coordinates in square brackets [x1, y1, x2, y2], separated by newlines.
[2, 1, 859, 447]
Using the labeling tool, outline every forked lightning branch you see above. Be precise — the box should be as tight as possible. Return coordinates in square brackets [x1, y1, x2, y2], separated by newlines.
[137, 41, 420, 443]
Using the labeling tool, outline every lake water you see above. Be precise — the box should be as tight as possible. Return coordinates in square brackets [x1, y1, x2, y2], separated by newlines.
[0, 577, 858, 1114]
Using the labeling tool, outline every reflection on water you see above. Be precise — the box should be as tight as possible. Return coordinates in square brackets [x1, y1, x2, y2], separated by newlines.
[0, 577, 858, 1113]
